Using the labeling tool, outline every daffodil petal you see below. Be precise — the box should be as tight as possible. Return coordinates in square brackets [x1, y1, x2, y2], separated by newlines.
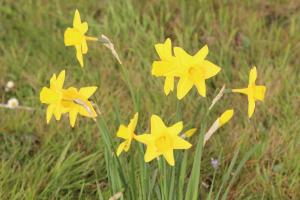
[79, 87, 97, 98]
[173, 137, 192, 149]
[152, 61, 176, 76]
[64, 28, 83, 46]
[155, 38, 172, 60]
[169, 121, 183, 135]
[123, 140, 131, 152]
[73, 9, 81, 28]
[163, 150, 175, 166]
[81, 39, 88, 54]
[144, 146, 159, 162]
[116, 141, 126, 156]
[63, 87, 78, 99]
[164, 76, 174, 95]
[46, 104, 55, 124]
[75, 44, 84, 67]
[116, 125, 131, 139]
[177, 77, 193, 100]
[195, 79, 206, 97]
[248, 96, 256, 118]
[56, 70, 65, 89]
[69, 109, 78, 127]
[135, 134, 152, 144]
[79, 22, 88, 34]
[50, 74, 57, 86]
[40, 87, 60, 104]
[53, 104, 63, 121]
[173, 47, 191, 63]
[249, 66, 257, 86]
[151, 115, 166, 135]
[203, 60, 221, 79]
[128, 113, 138, 131]
[194, 45, 208, 62]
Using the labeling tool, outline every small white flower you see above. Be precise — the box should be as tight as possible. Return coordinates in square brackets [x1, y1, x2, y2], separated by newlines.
[5, 81, 15, 92]
[7, 98, 19, 109]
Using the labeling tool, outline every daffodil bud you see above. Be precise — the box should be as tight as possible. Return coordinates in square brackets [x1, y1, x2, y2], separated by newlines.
[204, 109, 234, 145]
[183, 128, 197, 138]
[218, 109, 234, 127]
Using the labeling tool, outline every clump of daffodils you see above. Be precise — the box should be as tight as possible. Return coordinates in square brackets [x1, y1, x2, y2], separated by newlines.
[38, 9, 267, 170]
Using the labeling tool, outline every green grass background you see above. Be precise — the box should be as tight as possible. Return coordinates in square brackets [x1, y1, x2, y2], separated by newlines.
[1, 0, 300, 199]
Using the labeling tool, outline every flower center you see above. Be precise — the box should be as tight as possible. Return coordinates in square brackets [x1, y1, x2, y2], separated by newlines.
[188, 66, 204, 82]
[155, 134, 172, 152]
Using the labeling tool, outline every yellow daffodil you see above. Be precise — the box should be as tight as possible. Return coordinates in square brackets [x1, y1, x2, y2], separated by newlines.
[135, 115, 192, 166]
[64, 9, 98, 67]
[40, 70, 98, 127]
[40, 70, 68, 123]
[232, 66, 266, 118]
[152, 38, 179, 95]
[173, 46, 221, 99]
[116, 113, 138, 156]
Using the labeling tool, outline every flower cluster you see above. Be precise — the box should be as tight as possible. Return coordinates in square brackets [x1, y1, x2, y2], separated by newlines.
[39, 9, 266, 167]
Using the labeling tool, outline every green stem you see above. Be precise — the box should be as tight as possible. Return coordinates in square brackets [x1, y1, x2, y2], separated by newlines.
[93, 115, 129, 197]
[223, 88, 232, 94]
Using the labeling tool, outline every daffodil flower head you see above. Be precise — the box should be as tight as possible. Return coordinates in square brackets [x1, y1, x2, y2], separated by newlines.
[40, 70, 98, 127]
[173, 46, 221, 99]
[40, 70, 68, 123]
[232, 66, 266, 118]
[64, 9, 98, 67]
[152, 38, 179, 95]
[116, 113, 138, 156]
[135, 115, 192, 166]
